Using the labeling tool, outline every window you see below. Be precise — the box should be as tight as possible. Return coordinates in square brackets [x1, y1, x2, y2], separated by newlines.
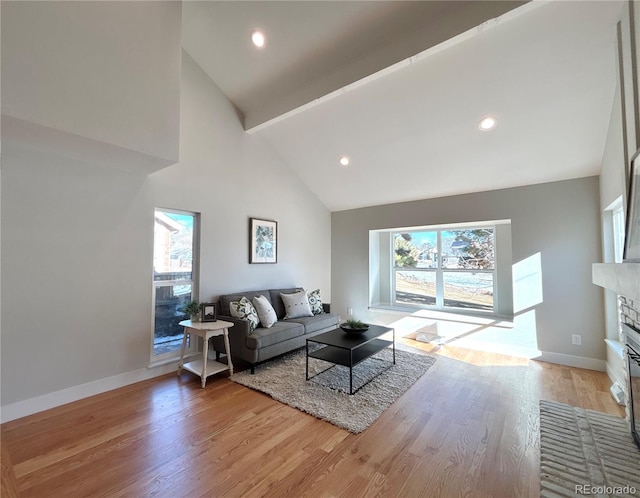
[152, 209, 198, 359]
[604, 199, 625, 342]
[612, 204, 625, 263]
[392, 226, 496, 312]
[370, 221, 511, 317]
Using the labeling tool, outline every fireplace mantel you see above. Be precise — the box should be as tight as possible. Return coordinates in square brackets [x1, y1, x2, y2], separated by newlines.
[592, 263, 640, 302]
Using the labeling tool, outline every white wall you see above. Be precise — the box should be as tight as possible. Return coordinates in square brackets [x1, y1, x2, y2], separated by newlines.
[0, 52, 330, 417]
[618, 1, 640, 164]
[151, 53, 331, 303]
[598, 0, 640, 387]
[332, 177, 606, 363]
[600, 71, 627, 377]
[1, 143, 153, 407]
[601, 86, 626, 210]
[1, 1, 181, 170]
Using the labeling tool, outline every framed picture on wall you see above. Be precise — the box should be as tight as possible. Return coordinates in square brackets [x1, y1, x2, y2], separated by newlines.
[201, 303, 217, 322]
[250, 218, 277, 264]
[624, 148, 640, 262]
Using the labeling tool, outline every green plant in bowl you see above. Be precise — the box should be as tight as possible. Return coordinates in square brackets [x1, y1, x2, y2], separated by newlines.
[341, 319, 369, 333]
[343, 319, 366, 329]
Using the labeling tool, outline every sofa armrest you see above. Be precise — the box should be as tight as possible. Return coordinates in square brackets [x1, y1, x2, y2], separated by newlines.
[211, 315, 251, 355]
[219, 315, 251, 337]
[323, 303, 331, 313]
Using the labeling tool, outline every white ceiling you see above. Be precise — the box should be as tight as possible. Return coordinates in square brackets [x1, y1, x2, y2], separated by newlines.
[183, 1, 622, 212]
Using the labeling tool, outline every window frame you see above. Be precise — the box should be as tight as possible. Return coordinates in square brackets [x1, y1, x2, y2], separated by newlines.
[151, 208, 200, 363]
[391, 225, 497, 313]
[612, 203, 625, 264]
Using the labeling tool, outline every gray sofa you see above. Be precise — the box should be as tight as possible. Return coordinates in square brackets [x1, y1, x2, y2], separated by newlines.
[210, 287, 340, 373]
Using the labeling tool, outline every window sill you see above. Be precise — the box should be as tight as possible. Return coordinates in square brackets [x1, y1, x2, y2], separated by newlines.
[148, 352, 198, 369]
[605, 339, 625, 360]
[369, 303, 513, 324]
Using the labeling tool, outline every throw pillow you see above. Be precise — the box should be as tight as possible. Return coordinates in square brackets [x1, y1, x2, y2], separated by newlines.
[229, 297, 259, 332]
[280, 290, 313, 319]
[307, 289, 324, 315]
[252, 295, 278, 328]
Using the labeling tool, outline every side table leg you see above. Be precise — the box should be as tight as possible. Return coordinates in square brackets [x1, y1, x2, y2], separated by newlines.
[223, 328, 233, 376]
[177, 327, 188, 375]
[201, 335, 208, 388]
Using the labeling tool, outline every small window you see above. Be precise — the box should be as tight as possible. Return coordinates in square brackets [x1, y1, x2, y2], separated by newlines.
[152, 209, 198, 359]
[612, 204, 625, 263]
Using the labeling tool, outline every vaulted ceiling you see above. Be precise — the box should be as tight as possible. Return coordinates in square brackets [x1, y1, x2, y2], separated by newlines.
[183, 1, 622, 212]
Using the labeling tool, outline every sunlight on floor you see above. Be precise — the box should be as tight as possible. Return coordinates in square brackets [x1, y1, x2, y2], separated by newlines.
[400, 337, 531, 367]
[389, 308, 541, 365]
[382, 252, 546, 365]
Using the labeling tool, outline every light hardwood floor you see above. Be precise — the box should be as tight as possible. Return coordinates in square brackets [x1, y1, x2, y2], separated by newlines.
[1, 341, 625, 498]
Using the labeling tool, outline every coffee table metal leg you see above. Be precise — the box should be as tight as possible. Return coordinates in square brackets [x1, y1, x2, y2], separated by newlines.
[306, 340, 309, 380]
[350, 351, 353, 395]
[393, 328, 396, 364]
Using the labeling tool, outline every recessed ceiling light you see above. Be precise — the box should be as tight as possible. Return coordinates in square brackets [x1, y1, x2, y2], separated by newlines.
[479, 116, 497, 131]
[251, 30, 266, 48]
[339, 156, 350, 166]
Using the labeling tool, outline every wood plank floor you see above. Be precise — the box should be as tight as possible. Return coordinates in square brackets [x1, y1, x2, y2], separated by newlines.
[1, 341, 625, 497]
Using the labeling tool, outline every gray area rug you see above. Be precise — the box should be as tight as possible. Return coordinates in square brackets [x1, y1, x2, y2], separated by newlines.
[539, 400, 640, 497]
[231, 347, 436, 433]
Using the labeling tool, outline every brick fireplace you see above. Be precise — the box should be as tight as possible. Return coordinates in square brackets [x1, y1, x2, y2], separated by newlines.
[623, 321, 640, 449]
[618, 296, 639, 427]
[620, 297, 640, 331]
[593, 262, 640, 448]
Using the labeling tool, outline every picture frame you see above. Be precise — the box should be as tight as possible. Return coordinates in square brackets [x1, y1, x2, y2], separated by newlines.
[201, 303, 217, 322]
[624, 148, 640, 262]
[250, 218, 277, 264]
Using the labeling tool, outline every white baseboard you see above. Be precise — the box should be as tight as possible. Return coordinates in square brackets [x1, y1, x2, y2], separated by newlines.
[535, 351, 606, 371]
[1, 361, 179, 423]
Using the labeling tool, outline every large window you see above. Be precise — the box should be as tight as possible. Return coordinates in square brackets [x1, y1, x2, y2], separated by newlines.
[152, 209, 198, 358]
[393, 227, 496, 312]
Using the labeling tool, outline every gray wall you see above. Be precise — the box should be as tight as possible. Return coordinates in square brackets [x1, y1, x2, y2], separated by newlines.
[332, 177, 605, 360]
[0, 52, 331, 408]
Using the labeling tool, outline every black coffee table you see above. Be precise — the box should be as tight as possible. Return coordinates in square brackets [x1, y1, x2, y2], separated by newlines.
[305, 324, 395, 394]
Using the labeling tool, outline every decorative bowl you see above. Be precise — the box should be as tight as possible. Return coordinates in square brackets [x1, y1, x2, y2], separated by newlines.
[340, 324, 369, 334]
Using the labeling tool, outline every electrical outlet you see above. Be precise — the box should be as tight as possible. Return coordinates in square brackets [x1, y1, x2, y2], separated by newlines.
[571, 334, 582, 346]
[347, 307, 353, 315]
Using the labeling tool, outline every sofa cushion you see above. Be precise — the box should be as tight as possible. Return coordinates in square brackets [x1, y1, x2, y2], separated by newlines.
[307, 289, 324, 315]
[246, 321, 305, 350]
[252, 295, 277, 328]
[229, 297, 259, 332]
[269, 287, 303, 319]
[281, 290, 313, 319]
[219, 290, 272, 317]
[287, 313, 340, 334]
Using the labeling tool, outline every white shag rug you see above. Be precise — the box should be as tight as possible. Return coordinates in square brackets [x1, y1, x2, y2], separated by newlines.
[539, 400, 640, 497]
[231, 347, 436, 433]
